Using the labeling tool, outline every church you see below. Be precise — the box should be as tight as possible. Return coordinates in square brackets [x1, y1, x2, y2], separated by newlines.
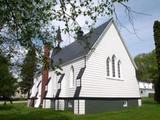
[29, 18, 141, 114]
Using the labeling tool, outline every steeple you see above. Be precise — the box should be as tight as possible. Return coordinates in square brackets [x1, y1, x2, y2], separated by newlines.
[56, 27, 62, 48]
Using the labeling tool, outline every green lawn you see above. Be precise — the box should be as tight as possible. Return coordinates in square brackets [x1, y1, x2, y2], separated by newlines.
[0, 98, 160, 120]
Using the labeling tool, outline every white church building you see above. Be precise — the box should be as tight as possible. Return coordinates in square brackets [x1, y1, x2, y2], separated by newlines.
[29, 19, 141, 114]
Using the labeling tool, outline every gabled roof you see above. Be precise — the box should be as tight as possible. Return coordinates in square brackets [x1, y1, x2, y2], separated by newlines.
[51, 19, 112, 65]
[51, 18, 137, 69]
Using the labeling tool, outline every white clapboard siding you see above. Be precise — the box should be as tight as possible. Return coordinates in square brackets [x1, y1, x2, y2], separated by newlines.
[74, 100, 79, 114]
[35, 81, 42, 107]
[80, 23, 140, 98]
[58, 58, 85, 97]
[55, 100, 65, 110]
[79, 100, 85, 114]
[30, 82, 37, 98]
[74, 100, 85, 115]
[46, 71, 57, 98]
[31, 76, 41, 98]
[43, 100, 51, 108]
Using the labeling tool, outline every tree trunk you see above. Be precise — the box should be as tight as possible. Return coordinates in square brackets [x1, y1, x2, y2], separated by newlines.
[153, 20, 160, 103]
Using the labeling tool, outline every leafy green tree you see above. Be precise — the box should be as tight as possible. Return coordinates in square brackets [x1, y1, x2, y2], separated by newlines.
[19, 47, 38, 97]
[134, 50, 158, 82]
[0, 0, 128, 51]
[0, 53, 17, 104]
[0, 0, 130, 81]
[153, 20, 160, 103]
[0, 0, 53, 47]
[0, 0, 129, 102]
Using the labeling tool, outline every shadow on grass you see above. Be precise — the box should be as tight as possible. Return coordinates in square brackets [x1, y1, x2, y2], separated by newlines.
[0, 107, 72, 120]
[0, 113, 72, 120]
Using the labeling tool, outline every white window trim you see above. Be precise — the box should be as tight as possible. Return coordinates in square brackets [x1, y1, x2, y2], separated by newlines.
[69, 66, 75, 88]
[106, 76, 124, 81]
[107, 55, 123, 80]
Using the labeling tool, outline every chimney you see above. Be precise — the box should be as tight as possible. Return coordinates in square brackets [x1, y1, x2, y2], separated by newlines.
[40, 43, 50, 106]
[76, 30, 84, 40]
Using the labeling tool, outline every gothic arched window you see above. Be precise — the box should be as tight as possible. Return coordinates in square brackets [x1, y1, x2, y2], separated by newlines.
[112, 55, 116, 77]
[106, 57, 110, 76]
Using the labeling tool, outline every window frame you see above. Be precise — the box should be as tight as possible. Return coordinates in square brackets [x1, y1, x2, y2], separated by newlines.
[117, 60, 121, 78]
[69, 66, 75, 88]
[106, 57, 110, 77]
[106, 55, 124, 81]
[112, 55, 116, 77]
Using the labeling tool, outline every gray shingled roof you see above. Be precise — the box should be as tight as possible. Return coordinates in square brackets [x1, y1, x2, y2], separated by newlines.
[51, 19, 112, 65]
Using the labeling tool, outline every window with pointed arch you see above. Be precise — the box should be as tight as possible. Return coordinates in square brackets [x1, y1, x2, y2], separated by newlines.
[106, 57, 110, 76]
[112, 55, 116, 77]
[117, 60, 121, 78]
[70, 66, 74, 87]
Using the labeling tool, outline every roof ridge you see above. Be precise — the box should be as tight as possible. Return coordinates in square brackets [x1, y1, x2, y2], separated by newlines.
[51, 19, 112, 65]
[61, 18, 112, 49]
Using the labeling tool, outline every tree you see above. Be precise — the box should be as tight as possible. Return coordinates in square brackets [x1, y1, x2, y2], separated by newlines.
[0, 0, 130, 78]
[0, 0, 53, 47]
[153, 20, 160, 103]
[0, 0, 129, 103]
[134, 50, 158, 82]
[0, 0, 128, 51]
[19, 47, 38, 97]
[0, 53, 17, 104]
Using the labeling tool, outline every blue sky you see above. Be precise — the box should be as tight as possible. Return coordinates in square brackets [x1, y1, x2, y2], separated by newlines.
[57, 0, 160, 57]
[112, 0, 160, 57]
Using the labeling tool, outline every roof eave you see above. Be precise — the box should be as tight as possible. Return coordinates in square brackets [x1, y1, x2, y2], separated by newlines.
[86, 18, 138, 70]
[86, 18, 113, 58]
[112, 21, 138, 70]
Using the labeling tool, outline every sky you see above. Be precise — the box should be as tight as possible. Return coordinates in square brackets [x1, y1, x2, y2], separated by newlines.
[58, 0, 160, 57]
[109, 0, 160, 57]
[11, 0, 160, 77]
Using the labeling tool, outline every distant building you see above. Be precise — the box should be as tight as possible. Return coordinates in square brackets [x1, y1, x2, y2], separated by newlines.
[13, 87, 27, 99]
[139, 81, 155, 97]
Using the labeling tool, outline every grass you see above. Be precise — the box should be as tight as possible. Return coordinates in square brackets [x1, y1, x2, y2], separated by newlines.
[0, 103, 72, 120]
[0, 98, 160, 120]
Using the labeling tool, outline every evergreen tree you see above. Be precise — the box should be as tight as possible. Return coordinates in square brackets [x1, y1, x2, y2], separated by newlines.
[153, 20, 160, 103]
[0, 53, 17, 104]
[19, 47, 37, 97]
